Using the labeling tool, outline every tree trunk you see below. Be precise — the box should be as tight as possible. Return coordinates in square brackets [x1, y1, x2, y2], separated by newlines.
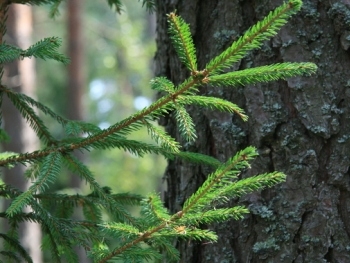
[2, 4, 42, 263]
[67, 1, 89, 262]
[155, 0, 350, 262]
[67, 0, 85, 188]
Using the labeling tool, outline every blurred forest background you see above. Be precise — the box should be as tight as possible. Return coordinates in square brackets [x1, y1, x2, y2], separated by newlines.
[1, 1, 164, 261]
[34, 0, 165, 195]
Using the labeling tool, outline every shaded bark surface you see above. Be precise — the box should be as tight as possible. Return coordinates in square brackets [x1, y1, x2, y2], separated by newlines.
[155, 0, 350, 262]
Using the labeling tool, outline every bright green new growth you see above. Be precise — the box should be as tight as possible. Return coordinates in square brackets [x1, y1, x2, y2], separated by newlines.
[0, 0, 316, 262]
[206, 0, 303, 75]
[167, 13, 198, 72]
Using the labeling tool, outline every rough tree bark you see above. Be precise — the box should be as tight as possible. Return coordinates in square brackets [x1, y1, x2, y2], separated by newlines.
[155, 0, 350, 262]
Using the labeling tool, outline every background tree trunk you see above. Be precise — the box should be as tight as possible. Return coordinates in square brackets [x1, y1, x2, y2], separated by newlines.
[155, 0, 350, 262]
[67, 0, 85, 188]
[2, 4, 42, 263]
[67, 1, 89, 262]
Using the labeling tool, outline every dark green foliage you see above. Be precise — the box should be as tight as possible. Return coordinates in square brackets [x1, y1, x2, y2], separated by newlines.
[48, 0, 63, 17]
[107, 0, 155, 13]
[106, 0, 124, 13]
[0, 0, 316, 262]
[0, 37, 69, 65]
[5, 90, 55, 143]
[0, 233, 33, 263]
[7, 152, 62, 216]
[139, 0, 156, 13]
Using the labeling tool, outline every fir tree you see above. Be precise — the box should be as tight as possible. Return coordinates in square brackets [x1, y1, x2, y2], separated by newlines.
[0, 0, 316, 262]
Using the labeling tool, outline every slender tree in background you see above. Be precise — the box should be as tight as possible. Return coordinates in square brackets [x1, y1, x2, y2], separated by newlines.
[67, 1, 88, 262]
[67, 0, 85, 188]
[155, 0, 350, 262]
[1, 4, 42, 263]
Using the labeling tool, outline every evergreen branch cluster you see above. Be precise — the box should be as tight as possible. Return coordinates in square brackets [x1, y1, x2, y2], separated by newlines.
[0, 0, 316, 262]
[0, 37, 70, 65]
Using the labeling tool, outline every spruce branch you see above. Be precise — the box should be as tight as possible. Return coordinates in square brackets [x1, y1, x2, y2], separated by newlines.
[36, 191, 142, 223]
[220, 171, 287, 198]
[99, 0, 156, 15]
[85, 134, 177, 158]
[2, 189, 83, 263]
[62, 154, 138, 224]
[0, 77, 203, 167]
[0, 37, 69, 64]
[82, 200, 103, 222]
[0, 44, 22, 64]
[48, 0, 63, 18]
[143, 120, 181, 153]
[139, 0, 156, 13]
[97, 207, 217, 263]
[150, 76, 175, 94]
[178, 95, 248, 121]
[114, 247, 162, 262]
[146, 236, 180, 261]
[0, 128, 10, 143]
[167, 12, 198, 73]
[0, 151, 17, 168]
[97, 148, 284, 262]
[64, 121, 102, 136]
[6, 152, 62, 217]
[100, 222, 141, 240]
[34, 203, 79, 263]
[96, 220, 169, 263]
[110, 192, 143, 206]
[175, 151, 221, 167]
[174, 105, 197, 142]
[5, 88, 57, 144]
[3, 84, 101, 137]
[55, 199, 75, 219]
[0, 251, 22, 263]
[205, 0, 302, 74]
[1, 86, 69, 127]
[0, 132, 220, 168]
[106, 0, 123, 13]
[0, 233, 33, 263]
[24, 37, 70, 64]
[140, 193, 171, 226]
[157, 227, 217, 241]
[1, 210, 92, 263]
[179, 206, 250, 225]
[182, 146, 258, 214]
[209, 62, 317, 87]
